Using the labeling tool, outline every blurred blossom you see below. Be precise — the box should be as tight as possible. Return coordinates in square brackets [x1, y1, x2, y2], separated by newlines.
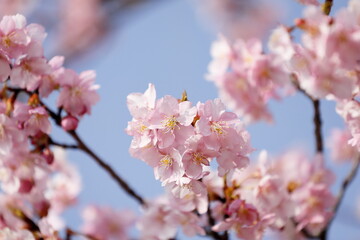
[0, 0, 37, 16]
[57, 0, 107, 57]
[327, 128, 358, 163]
[195, 0, 281, 40]
[296, 0, 320, 5]
[81, 205, 135, 240]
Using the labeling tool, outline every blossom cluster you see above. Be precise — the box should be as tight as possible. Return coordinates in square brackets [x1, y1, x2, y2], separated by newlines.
[1, 0, 360, 239]
[126, 1, 360, 239]
[130, 149, 336, 240]
[207, 1, 360, 124]
[0, 13, 104, 240]
[126, 83, 252, 183]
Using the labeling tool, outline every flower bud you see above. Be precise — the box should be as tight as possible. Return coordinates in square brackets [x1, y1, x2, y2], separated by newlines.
[42, 148, 54, 165]
[61, 115, 79, 131]
[18, 178, 34, 194]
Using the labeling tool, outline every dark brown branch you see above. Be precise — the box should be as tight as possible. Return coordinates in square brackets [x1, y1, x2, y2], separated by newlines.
[205, 198, 228, 240]
[8, 207, 44, 240]
[291, 77, 323, 153]
[67, 130, 146, 205]
[6, 87, 145, 205]
[312, 99, 323, 153]
[319, 156, 360, 238]
[49, 137, 78, 149]
[66, 228, 99, 240]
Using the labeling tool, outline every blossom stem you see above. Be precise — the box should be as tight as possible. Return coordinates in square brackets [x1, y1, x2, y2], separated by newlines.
[67, 130, 146, 205]
[322, 0, 333, 15]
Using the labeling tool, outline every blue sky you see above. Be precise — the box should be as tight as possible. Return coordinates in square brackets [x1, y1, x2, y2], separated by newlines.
[48, 1, 360, 239]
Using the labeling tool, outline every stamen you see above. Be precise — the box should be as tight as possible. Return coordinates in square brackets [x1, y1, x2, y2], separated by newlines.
[192, 152, 207, 165]
[160, 155, 173, 167]
[162, 115, 178, 132]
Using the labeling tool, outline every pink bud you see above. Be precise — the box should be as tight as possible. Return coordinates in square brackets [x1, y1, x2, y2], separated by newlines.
[18, 179, 34, 194]
[61, 115, 79, 131]
[42, 148, 54, 165]
[34, 200, 50, 218]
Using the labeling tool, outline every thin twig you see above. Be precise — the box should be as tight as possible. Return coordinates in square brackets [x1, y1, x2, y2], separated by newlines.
[49, 137, 78, 149]
[6, 87, 146, 205]
[67, 130, 146, 205]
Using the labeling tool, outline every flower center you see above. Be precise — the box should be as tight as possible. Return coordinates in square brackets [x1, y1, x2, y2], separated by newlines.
[192, 152, 207, 165]
[211, 121, 226, 135]
[160, 155, 173, 167]
[162, 115, 178, 132]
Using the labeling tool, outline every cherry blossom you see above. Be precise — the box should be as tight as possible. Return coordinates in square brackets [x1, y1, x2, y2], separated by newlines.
[81, 205, 135, 240]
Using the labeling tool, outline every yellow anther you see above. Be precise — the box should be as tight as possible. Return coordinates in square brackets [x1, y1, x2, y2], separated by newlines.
[2, 36, 11, 47]
[162, 115, 178, 132]
[137, 123, 147, 133]
[211, 121, 226, 135]
[160, 155, 173, 167]
[192, 152, 207, 165]
[287, 181, 299, 193]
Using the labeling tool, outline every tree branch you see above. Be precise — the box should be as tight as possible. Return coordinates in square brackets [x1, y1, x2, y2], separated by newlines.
[319, 156, 360, 238]
[66, 228, 100, 240]
[291, 77, 323, 154]
[312, 99, 323, 153]
[67, 130, 146, 205]
[8, 207, 44, 240]
[6, 87, 146, 206]
[205, 197, 228, 240]
[49, 137, 78, 149]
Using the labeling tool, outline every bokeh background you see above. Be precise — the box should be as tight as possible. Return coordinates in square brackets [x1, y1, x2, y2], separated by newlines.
[3, 0, 360, 239]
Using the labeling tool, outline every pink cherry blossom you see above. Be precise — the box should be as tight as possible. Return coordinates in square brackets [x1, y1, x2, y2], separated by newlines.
[37, 56, 65, 98]
[57, 0, 105, 57]
[0, 228, 35, 240]
[207, 35, 233, 80]
[336, 99, 360, 151]
[169, 177, 208, 214]
[82, 205, 135, 240]
[0, 14, 30, 59]
[327, 128, 358, 163]
[0, 55, 10, 82]
[137, 197, 178, 240]
[57, 69, 100, 116]
[293, 184, 335, 235]
[10, 56, 50, 90]
[296, 0, 320, 5]
[150, 95, 196, 149]
[212, 199, 269, 240]
[0, 0, 38, 17]
[25, 106, 51, 135]
[150, 147, 184, 185]
[182, 135, 218, 179]
[45, 147, 81, 213]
